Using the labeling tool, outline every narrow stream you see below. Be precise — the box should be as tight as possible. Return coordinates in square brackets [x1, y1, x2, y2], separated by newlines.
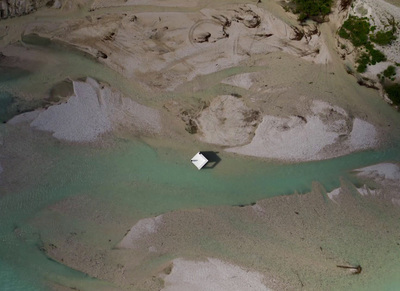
[1, 38, 400, 290]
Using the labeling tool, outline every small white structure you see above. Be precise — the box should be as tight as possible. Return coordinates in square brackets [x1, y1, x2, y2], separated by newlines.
[191, 152, 208, 170]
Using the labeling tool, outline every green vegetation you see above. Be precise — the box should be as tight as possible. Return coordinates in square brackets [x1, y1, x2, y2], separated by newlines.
[338, 15, 397, 73]
[371, 30, 397, 45]
[383, 65, 397, 78]
[384, 83, 400, 105]
[292, 0, 333, 22]
[355, 46, 386, 73]
[339, 15, 370, 47]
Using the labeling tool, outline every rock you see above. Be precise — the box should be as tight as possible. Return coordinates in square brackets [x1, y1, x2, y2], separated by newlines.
[0, 0, 48, 19]
[96, 50, 108, 59]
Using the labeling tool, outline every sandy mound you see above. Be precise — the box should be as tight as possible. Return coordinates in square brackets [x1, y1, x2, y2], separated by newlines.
[354, 163, 400, 205]
[351, 0, 400, 64]
[355, 163, 400, 185]
[117, 215, 163, 249]
[327, 186, 381, 203]
[161, 258, 270, 291]
[327, 188, 341, 201]
[24, 3, 331, 91]
[221, 73, 254, 90]
[30, 79, 113, 142]
[7, 111, 41, 125]
[196, 95, 260, 146]
[10, 78, 161, 142]
[92, 0, 199, 8]
[227, 100, 377, 161]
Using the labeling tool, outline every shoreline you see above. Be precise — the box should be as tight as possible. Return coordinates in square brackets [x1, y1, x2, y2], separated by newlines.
[1, 0, 400, 290]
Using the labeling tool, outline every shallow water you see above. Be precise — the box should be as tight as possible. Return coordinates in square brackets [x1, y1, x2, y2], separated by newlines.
[1, 39, 400, 290]
[1, 130, 400, 289]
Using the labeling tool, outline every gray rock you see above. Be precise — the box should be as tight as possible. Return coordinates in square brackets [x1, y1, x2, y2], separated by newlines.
[0, 0, 49, 19]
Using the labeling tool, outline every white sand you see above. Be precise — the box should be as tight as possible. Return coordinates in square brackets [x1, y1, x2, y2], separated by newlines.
[7, 110, 41, 125]
[327, 185, 380, 200]
[24, 3, 331, 91]
[327, 188, 341, 201]
[17, 78, 161, 142]
[350, 118, 377, 149]
[221, 73, 254, 90]
[92, 0, 199, 8]
[357, 184, 381, 196]
[31, 79, 112, 142]
[227, 101, 377, 161]
[353, 163, 400, 206]
[161, 258, 270, 291]
[196, 95, 259, 146]
[117, 215, 163, 249]
[355, 163, 400, 183]
[351, 0, 400, 64]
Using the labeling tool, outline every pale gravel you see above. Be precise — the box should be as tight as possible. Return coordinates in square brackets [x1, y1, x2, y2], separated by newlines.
[351, 0, 400, 64]
[197, 95, 259, 146]
[7, 111, 41, 125]
[161, 258, 270, 291]
[14, 78, 161, 142]
[118, 216, 163, 249]
[350, 118, 377, 150]
[327, 188, 341, 201]
[357, 185, 381, 196]
[226, 101, 378, 162]
[221, 73, 254, 90]
[28, 3, 332, 92]
[30, 80, 113, 142]
[356, 163, 400, 182]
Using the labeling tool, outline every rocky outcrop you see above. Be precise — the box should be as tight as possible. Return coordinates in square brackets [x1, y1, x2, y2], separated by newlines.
[0, 0, 48, 19]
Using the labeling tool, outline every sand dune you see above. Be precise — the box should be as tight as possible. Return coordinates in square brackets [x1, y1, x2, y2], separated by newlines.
[23, 3, 331, 91]
[226, 100, 377, 161]
[9, 78, 161, 142]
[161, 258, 270, 291]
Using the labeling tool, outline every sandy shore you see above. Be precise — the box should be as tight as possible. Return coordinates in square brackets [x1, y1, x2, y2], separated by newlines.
[8, 78, 162, 142]
[117, 215, 163, 249]
[196, 95, 260, 146]
[353, 163, 400, 205]
[19, 2, 331, 91]
[161, 258, 270, 291]
[226, 100, 377, 161]
[1, 1, 400, 290]
[2, 0, 397, 159]
[327, 162, 400, 208]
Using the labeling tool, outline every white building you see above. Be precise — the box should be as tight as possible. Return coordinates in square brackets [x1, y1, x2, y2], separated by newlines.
[191, 152, 208, 170]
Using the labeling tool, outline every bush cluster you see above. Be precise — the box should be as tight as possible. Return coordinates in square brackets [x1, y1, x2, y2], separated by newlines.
[383, 65, 397, 78]
[292, 0, 333, 22]
[338, 15, 397, 73]
[371, 30, 397, 45]
[384, 84, 400, 105]
[338, 16, 370, 47]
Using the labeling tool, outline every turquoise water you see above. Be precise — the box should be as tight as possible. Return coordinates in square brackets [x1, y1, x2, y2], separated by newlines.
[0, 260, 42, 291]
[0, 92, 14, 123]
[1, 38, 400, 290]
[1, 132, 400, 289]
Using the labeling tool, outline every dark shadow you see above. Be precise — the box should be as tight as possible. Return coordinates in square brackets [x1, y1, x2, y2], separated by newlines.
[200, 151, 221, 169]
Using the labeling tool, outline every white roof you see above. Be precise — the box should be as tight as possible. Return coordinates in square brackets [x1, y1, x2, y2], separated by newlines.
[191, 152, 208, 170]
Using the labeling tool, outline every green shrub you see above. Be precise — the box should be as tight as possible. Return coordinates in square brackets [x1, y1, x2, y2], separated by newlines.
[339, 15, 388, 73]
[384, 83, 400, 105]
[356, 53, 369, 72]
[370, 48, 386, 63]
[340, 15, 370, 47]
[371, 30, 397, 45]
[292, 0, 333, 22]
[383, 65, 397, 78]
